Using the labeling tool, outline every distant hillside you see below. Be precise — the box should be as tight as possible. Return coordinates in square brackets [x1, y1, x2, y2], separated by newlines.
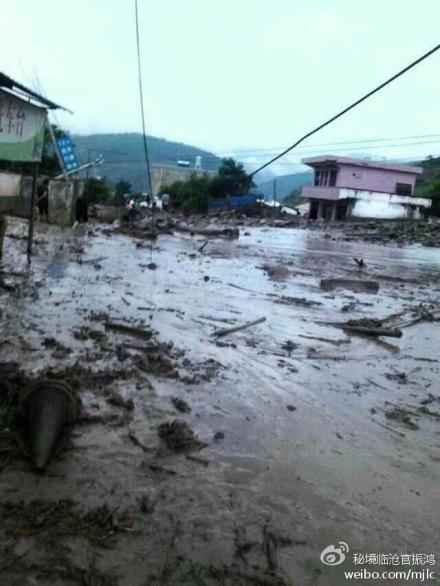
[256, 171, 314, 200]
[72, 133, 222, 192]
[414, 156, 440, 197]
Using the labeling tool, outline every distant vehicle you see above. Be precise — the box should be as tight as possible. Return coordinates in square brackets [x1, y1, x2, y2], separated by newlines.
[177, 160, 190, 167]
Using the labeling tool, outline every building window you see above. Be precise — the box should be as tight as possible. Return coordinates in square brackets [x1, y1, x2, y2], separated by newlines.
[329, 169, 338, 186]
[396, 182, 412, 196]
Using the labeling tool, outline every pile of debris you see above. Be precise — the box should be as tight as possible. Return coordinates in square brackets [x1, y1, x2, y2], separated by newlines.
[305, 218, 440, 247]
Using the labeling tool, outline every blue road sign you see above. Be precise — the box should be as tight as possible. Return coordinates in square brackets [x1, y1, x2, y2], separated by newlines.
[56, 134, 79, 172]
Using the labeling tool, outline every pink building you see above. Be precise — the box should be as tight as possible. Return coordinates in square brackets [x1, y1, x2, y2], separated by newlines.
[300, 155, 431, 220]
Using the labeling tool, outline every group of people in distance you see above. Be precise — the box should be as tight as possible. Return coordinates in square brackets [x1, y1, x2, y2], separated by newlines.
[123, 192, 171, 222]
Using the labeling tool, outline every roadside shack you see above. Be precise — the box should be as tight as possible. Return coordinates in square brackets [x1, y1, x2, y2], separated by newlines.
[0, 72, 68, 256]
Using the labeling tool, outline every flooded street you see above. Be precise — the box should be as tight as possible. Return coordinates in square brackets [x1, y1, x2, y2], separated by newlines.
[1, 217, 439, 585]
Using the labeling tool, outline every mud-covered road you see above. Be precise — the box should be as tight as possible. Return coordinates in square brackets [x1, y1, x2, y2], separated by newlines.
[1, 217, 439, 585]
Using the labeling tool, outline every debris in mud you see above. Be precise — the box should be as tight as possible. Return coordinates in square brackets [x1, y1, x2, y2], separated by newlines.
[73, 326, 106, 342]
[320, 278, 379, 294]
[171, 396, 191, 413]
[106, 392, 134, 411]
[175, 223, 240, 239]
[385, 407, 419, 430]
[0, 499, 131, 549]
[420, 393, 440, 406]
[104, 321, 153, 340]
[269, 294, 322, 307]
[281, 340, 297, 352]
[158, 419, 206, 451]
[343, 318, 402, 338]
[22, 379, 80, 471]
[139, 494, 154, 514]
[128, 430, 151, 452]
[212, 316, 266, 338]
[353, 257, 366, 268]
[215, 340, 237, 348]
[146, 262, 157, 270]
[385, 372, 408, 384]
[132, 351, 179, 378]
[214, 431, 225, 441]
[261, 264, 290, 281]
[286, 405, 297, 412]
[89, 309, 111, 322]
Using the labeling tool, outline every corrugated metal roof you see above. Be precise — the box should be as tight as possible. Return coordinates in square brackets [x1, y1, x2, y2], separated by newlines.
[0, 72, 70, 112]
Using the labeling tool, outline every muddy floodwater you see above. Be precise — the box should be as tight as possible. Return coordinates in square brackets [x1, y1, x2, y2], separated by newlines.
[1, 217, 439, 585]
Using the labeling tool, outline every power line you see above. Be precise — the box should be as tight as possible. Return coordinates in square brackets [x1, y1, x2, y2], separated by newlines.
[134, 0, 153, 199]
[249, 42, 440, 177]
[220, 133, 440, 156]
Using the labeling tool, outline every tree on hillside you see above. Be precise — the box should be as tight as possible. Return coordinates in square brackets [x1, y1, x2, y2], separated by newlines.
[160, 174, 211, 213]
[158, 158, 253, 213]
[209, 158, 254, 199]
[84, 177, 110, 204]
[114, 180, 132, 205]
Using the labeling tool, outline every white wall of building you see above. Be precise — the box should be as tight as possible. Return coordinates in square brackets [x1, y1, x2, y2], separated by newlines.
[340, 188, 431, 220]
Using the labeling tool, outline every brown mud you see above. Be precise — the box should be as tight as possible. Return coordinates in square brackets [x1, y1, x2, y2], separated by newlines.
[0, 215, 439, 585]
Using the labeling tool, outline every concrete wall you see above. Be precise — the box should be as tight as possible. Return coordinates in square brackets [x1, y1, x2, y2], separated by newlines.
[151, 165, 216, 197]
[0, 172, 21, 197]
[336, 164, 418, 194]
[0, 171, 83, 225]
[344, 190, 430, 220]
[49, 180, 84, 226]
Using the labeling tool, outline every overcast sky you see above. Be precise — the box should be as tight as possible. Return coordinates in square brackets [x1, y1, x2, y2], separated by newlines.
[2, 0, 440, 174]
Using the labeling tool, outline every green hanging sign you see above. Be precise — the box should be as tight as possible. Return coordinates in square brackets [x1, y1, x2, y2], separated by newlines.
[0, 89, 47, 162]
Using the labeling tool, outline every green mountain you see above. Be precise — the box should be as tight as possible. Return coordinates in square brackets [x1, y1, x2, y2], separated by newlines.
[72, 133, 222, 192]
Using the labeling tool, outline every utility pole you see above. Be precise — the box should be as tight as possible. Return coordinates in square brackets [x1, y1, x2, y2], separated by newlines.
[85, 149, 91, 182]
[27, 163, 39, 258]
[273, 178, 277, 206]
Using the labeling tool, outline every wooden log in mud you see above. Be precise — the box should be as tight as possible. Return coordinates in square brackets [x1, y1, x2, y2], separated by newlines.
[212, 317, 266, 338]
[343, 325, 402, 338]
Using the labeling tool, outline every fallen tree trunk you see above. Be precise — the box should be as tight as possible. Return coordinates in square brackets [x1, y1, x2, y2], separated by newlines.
[343, 325, 402, 338]
[212, 317, 266, 338]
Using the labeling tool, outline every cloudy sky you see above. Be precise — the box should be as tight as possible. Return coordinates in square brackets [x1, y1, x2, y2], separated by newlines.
[2, 0, 440, 174]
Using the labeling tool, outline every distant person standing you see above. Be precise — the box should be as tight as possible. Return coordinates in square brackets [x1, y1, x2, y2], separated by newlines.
[161, 192, 170, 212]
[73, 193, 89, 229]
[37, 179, 49, 223]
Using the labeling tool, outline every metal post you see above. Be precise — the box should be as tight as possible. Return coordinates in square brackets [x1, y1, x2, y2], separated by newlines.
[27, 163, 39, 257]
[273, 178, 277, 205]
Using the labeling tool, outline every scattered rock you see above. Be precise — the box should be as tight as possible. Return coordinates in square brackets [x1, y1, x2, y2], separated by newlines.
[106, 392, 134, 411]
